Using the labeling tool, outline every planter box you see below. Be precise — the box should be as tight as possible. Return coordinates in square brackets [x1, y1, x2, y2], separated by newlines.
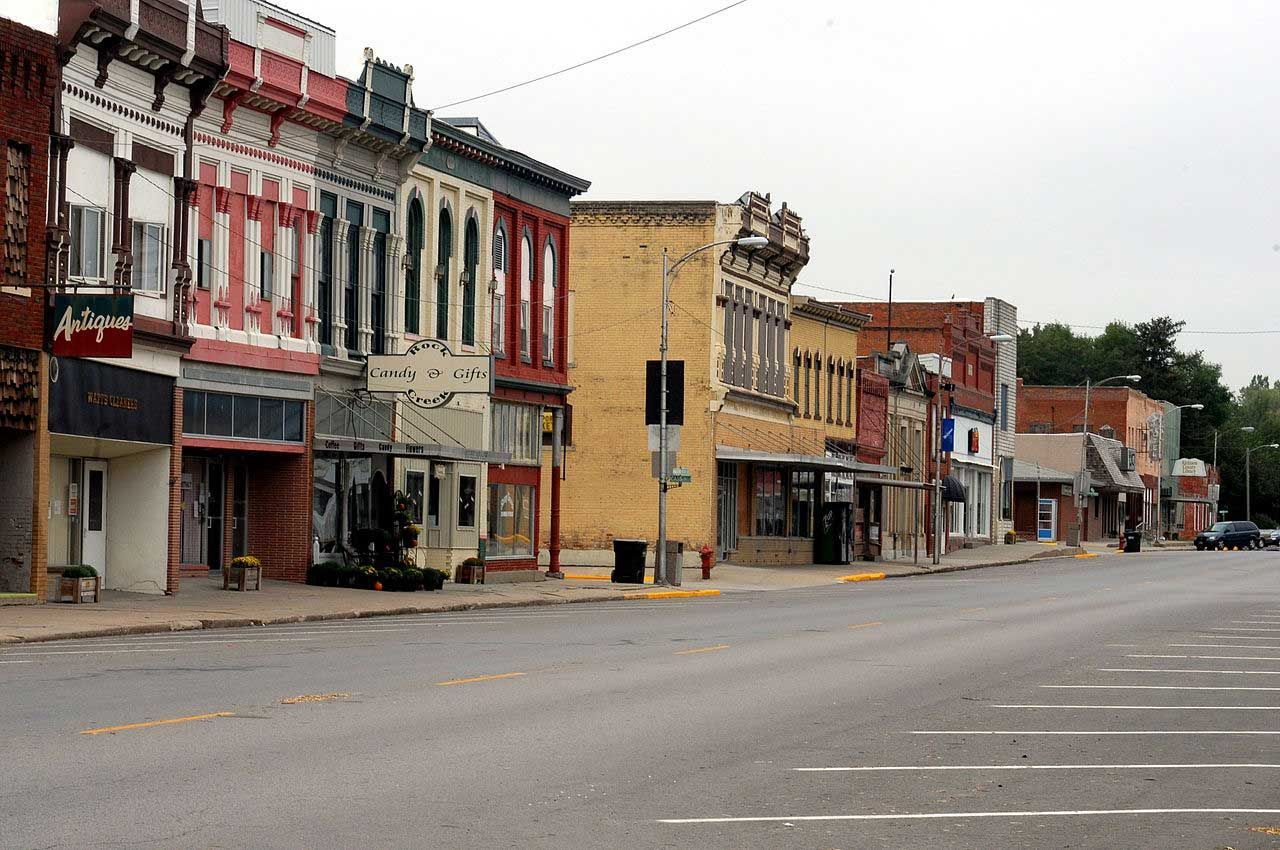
[57, 576, 100, 604]
[455, 562, 484, 585]
[223, 565, 261, 592]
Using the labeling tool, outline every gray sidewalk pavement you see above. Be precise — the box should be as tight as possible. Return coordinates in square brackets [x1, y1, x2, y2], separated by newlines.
[1, 539, 1092, 645]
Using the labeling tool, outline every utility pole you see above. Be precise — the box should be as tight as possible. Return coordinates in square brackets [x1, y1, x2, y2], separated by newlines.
[886, 268, 894, 355]
[657, 249, 670, 587]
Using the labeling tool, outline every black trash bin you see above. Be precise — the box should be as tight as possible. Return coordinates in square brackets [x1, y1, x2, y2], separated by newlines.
[611, 539, 648, 583]
[1123, 531, 1142, 553]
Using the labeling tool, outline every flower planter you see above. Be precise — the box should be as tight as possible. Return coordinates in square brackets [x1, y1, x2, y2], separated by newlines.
[57, 575, 100, 604]
[455, 562, 484, 585]
[223, 564, 261, 592]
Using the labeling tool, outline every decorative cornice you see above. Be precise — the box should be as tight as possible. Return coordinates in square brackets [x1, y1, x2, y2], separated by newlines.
[195, 131, 316, 175]
[63, 81, 183, 136]
[314, 167, 394, 202]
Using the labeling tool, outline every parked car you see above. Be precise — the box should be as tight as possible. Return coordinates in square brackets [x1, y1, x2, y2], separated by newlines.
[1262, 529, 1280, 548]
[1194, 521, 1262, 550]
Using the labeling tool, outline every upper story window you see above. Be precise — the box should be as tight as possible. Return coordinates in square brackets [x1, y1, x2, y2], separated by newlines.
[492, 223, 507, 356]
[371, 208, 390, 355]
[259, 248, 273, 300]
[317, 192, 337, 347]
[344, 200, 363, 352]
[542, 238, 556, 365]
[520, 230, 533, 359]
[462, 215, 479, 347]
[436, 205, 452, 339]
[404, 198, 423, 336]
[69, 204, 106, 280]
[131, 222, 167, 293]
[4, 142, 30, 288]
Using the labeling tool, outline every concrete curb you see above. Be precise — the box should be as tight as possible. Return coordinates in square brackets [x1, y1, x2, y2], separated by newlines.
[889, 548, 1087, 577]
[624, 589, 720, 600]
[838, 572, 887, 583]
[0, 590, 646, 645]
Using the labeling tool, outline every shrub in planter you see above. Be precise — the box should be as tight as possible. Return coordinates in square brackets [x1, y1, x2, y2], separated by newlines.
[422, 567, 447, 591]
[380, 568, 402, 591]
[455, 557, 484, 585]
[354, 565, 378, 590]
[307, 562, 333, 586]
[61, 564, 98, 579]
[400, 568, 424, 592]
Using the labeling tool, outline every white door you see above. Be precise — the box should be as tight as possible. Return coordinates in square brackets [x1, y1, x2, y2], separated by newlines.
[82, 460, 108, 584]
[1037, 498, 1057, 542]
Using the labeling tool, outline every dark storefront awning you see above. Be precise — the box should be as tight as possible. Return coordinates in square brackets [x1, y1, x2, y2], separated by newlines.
[715, 445, 900, 477]
[942, 474, 968, 503]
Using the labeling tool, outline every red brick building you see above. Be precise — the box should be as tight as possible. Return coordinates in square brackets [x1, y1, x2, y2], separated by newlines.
[0, 11, 57, 600]
[843, 301, 1000, 553]
[1018, 384, 1165, 531]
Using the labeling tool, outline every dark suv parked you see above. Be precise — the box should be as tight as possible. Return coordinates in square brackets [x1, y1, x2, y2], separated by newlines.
[1194, 521, 1262, 550]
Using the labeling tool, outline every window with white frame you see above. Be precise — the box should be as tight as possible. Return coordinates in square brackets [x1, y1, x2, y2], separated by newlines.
[492, 223, 507, 355]
[492, 290, 505, 356]
[520, 231, 533, 359]
[196, 238, 212, 290]
[542, 238, 556, 365]
[69, 205, 105, 280]
[259, 249, 274, 300]
[131, 222, 166, 293]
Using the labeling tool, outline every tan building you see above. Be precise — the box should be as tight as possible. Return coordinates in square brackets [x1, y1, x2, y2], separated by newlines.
[863, 343, 932, 560]
[562, 192, 892, 567]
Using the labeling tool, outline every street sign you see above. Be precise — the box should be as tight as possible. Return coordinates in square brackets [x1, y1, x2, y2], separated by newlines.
[941, 418, 955, 453]
[645, 360, 684, 426]
[647, 424, 681, 452]
[670, 466, 692, 484]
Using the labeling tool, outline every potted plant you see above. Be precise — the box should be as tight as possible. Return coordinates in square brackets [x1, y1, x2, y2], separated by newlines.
[422, 567, 447, 591]
[225, 555, 262, 591]
[455, 557, 485, 585]
[354, 564, 378, 590]
[57, 565, 100, 603]
[380, 567, 402, 591]
[400, 567, 424, 592]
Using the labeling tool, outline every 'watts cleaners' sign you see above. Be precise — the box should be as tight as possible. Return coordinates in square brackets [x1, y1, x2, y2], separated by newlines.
[50, 295, 134, 358]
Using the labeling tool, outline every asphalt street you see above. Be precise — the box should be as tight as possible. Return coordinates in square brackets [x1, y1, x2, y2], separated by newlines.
[3, 549, 1280, 849]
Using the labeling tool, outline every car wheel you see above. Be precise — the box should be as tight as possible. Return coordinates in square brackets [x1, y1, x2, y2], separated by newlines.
[1218, 539, 1228, 551]
[1195, 541, 1205, 551]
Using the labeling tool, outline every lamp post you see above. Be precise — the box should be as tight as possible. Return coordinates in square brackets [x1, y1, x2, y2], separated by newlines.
[657, 234, 768, 585]
[1212, 426, 1254, 520]
[1156, 403, 1203, 540]
[1076, 374, 1141, 543]
[1245, 442, 1280, 524]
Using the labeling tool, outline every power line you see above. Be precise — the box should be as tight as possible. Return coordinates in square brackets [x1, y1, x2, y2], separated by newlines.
[429, 0, 754, 111]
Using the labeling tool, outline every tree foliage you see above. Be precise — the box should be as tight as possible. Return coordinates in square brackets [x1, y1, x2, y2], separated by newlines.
[1018, 316, 1272, 523]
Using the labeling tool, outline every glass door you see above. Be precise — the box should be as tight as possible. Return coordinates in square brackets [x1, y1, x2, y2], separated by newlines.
[206, 461, 224, 570]
[1037, 498, 1056, 542]
[231, 465, 248, 558]
[716, 462, 738, 558]
[180, 458, 205, 564]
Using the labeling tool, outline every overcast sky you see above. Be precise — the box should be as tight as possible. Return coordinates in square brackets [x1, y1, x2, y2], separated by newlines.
[90, 0, 1280, 388]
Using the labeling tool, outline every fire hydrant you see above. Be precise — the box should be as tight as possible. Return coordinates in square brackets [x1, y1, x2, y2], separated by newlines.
[698, 545, 715, 580]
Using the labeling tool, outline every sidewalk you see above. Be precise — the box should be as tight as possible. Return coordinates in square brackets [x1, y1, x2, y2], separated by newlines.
[0, 575, 711, 645]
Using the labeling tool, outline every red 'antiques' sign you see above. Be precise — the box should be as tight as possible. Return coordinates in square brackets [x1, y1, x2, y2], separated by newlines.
[50, 295, 134, 358]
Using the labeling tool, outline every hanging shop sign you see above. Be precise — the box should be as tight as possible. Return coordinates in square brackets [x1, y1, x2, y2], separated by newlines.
[50, 294, 134, 358]
[366, 339, 492, 409]
[1172, 457, 1207, 477]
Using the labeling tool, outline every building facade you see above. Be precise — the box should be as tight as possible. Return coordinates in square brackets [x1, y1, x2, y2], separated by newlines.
[862, 343, 931, 561]
[0, 4, 57, 601]
[848, 300, 1001, 552]
[49, 0, 228, 593]
[565, 193, 893, 568]
[983, 297, 1018, 540]
[1018, 384, 1167, 534]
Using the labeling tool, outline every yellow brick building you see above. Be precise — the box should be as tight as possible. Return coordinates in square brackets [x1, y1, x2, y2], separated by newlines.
[558, 192, 893, 567]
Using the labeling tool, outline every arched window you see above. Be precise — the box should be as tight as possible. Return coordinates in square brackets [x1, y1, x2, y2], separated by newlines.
[491, 222, 507, 355]
[462, 214, 479, 346]
[404, 198, 423, 335]
[436, 205, 452, 339]
[542, 237, 556, 364]
[520, 230, 533, 358]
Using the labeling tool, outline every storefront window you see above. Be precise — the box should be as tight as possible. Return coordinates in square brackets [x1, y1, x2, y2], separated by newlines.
[313, 458, 340, 553]
[405, 471, 425, 525]
[184, 391, 305, 443]
[754, 466, 785, 536]
[790, 470, 815, 537]
[488, 483, 534, 557]
[458, 475, 477, 528]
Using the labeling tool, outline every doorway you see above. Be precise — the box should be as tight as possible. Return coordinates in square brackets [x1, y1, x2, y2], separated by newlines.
[82, 460, 108, 583]
[1037, 498, 1057, 542]
[716, 461, 738, 559]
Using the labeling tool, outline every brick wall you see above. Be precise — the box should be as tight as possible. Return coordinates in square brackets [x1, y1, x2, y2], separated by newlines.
[558, 203, 718, 552]
[243, 400, 314, 582]
[0, 18, 55, 349]
[1019, 386, 1164, 478]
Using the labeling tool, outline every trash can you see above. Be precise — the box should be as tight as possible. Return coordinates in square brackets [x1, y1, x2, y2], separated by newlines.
[611, 538, 648, 584]
[1123, 531, 1142, 553]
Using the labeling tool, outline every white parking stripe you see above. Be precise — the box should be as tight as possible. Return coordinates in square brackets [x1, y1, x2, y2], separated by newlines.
[1211, 627, 1280, 632]
[1190, 635, 1280, 641]
[793, 763, 1280, 772]
[658, 808, 1280, 824]
[1131, 654, 1280, 661]
[991, 704, 1280, 710]
[1100, 667, 1280, 675]
[1042, 685, 1280, 691]
[1171, 644, 1280, 650]
[910, 730, 1280, 735]
[5, 637, 319, 655]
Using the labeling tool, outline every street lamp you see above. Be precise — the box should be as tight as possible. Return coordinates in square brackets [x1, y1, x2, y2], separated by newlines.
[656, 234, 769, 585]
[987, 333, 1015, 344]
[1076, 374, 1140, 542]
[1245, 442, 1280, 524]
[1212, 426, 1255, 519]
